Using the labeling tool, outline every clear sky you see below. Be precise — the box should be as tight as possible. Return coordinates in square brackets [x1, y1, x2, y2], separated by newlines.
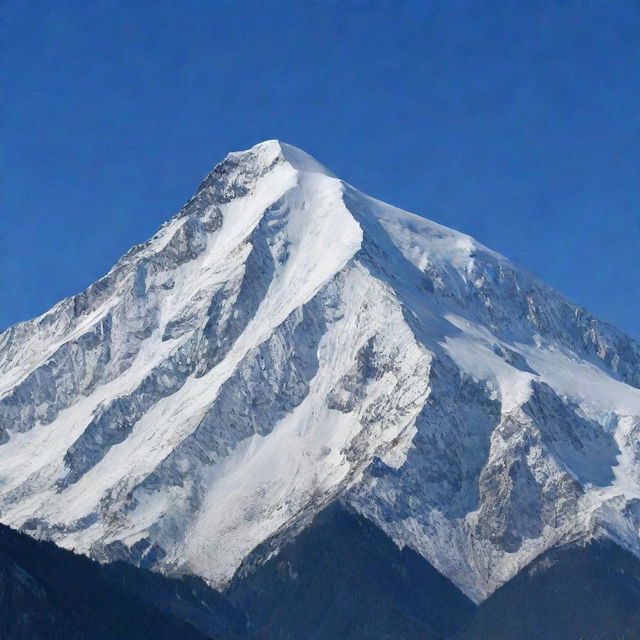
[2, 1, 639, 338]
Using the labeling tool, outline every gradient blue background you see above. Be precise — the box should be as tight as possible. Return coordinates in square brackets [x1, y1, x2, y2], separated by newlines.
[3, 1, 639, 337]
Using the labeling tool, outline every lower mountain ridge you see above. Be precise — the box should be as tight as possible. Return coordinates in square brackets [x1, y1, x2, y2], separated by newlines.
[3, 509, 640, 639]
[0, 522, 247, 640]
[457, 539, 640, 640]
[226, 502, 476, 639]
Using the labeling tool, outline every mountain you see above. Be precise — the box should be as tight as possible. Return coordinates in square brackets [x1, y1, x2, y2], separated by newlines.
[0, 522, 247, 639]
[1, 140, 639, 609]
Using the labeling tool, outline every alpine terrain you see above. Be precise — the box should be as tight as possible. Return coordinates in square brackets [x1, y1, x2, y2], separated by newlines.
[1, 140, 639, 636]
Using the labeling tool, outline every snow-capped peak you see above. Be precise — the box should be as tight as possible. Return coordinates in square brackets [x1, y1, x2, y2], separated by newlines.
[0, 141, 639, 602]
[246, 139, 336, 177]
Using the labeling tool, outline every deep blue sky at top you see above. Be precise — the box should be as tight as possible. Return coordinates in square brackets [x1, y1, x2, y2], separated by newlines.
[2, 1, 639, 337]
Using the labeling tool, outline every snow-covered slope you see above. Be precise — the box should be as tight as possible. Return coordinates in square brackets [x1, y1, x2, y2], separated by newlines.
[1, 140, 639, 601]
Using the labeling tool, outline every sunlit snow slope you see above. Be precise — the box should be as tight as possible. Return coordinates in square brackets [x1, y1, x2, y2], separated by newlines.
[1, 140, 639, 601]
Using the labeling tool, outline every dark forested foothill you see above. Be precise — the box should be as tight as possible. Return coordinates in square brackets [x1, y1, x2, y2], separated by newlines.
[3, 514, 640, 639]
[0, 523, 246, 640]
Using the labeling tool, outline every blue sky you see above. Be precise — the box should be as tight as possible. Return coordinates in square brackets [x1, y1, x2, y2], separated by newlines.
[2, 1, 639, 337]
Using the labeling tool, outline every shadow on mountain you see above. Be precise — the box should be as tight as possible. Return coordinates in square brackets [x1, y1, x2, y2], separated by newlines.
[0, 523, 247, 640]
[225, 502, 475, 639]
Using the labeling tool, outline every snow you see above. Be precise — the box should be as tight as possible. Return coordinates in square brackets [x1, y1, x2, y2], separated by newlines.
[517, 341, 640, 417]
[182, 263, 429, 586]
[2, 144, 362, 533]
[442, 314, 535, 413]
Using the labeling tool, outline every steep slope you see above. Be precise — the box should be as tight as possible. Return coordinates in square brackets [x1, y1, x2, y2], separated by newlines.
[1, 140, 639, 602]
[0, 522, 246, 639]
[226, 502, 475, 640]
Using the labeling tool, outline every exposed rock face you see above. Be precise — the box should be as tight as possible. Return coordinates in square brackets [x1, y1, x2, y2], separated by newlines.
[1, 140, 639, 602]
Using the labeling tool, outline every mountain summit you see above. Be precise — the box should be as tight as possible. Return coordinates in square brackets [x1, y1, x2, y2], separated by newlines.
[1, 141, 639, 602]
